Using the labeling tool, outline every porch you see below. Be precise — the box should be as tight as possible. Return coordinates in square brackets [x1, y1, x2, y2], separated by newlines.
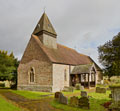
[70, 64, 96, 88]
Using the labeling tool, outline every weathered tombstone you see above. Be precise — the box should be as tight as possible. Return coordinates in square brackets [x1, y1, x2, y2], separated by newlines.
[81, 91, 88, 97]
[59, 94, 68, 105]
[109, 85, 120, 103]
[69, 86, 74, 92]
[109, 94, 112, 98]
[54, 92, 63, 99]
[80, 86, 84, 91]
[78, 97, 89, 109]
[96, 87, 106, 93]
[101, 88, 106, 93]
[109, 85, 120, 111]
[70, 96, 79, 107]
[75, 83, 81, 90]
[96, 87, 100, 93]
[62, 86, 74, 92]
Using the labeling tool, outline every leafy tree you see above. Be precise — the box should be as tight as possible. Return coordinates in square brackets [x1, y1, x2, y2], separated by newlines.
[0, 50, 19, 83]
[98, 32, 120, 78]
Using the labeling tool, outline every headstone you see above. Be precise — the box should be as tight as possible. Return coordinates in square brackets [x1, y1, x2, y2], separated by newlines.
[59, 94, 68, 105]
[80, 86, 84, 91]
[96, 87, 106, 93]
[109, 94, 112, 98]
[54, 92, 63, 99]
[81, 91, 88, 97]
[63, 86, 74, 92]
[109, 86, 120, 103]
[78, 97, 89, 109]
[75, 83, 81, 90]
[70, 96, 79, 107]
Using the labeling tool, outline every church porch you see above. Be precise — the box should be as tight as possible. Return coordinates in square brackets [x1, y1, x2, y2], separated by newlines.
[70, 64, 96, 88]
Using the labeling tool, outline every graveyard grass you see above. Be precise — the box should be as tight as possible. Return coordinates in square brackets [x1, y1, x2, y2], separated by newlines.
[0, 89, 111, 111]
[0, 95, 21, 111]
[51, 90, 111, 111]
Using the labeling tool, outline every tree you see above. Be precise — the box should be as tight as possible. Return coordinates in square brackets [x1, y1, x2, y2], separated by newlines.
[0, 50, 19, 83]
[98, 32, 120, 78]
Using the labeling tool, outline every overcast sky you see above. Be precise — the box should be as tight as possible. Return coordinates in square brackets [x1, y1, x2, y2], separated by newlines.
[0, 0, 120, 66]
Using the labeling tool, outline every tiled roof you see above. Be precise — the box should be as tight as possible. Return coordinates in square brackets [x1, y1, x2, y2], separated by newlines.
[71, 64, 93, 74]
[32, 35, 101, 70]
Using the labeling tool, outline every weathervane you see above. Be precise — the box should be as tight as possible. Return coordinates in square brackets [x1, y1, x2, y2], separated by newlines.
[44, 6, 46, 13]
[43, 0, 46, 13]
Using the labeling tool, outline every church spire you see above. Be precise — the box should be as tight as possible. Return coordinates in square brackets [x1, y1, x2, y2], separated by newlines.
[33, 13, 57, 37]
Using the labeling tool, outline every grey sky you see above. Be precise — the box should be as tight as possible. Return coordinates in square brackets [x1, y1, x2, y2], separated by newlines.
[0, 0, 120, 66]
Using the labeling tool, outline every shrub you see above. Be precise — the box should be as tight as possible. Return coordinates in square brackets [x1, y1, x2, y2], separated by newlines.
[0, 83, 5, 87]
[75, 84, 81, 90]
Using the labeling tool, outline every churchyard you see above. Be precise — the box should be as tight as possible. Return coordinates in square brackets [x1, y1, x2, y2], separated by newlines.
[0, 77, 120, 111]
[0, 86, 114, 111]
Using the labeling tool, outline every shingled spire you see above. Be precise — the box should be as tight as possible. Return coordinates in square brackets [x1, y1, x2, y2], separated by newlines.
[33, 13, 57, 38]
[33, 13, 57, 49]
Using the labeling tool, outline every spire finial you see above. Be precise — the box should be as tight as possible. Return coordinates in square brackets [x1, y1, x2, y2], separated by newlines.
[44, 6, 46, 13]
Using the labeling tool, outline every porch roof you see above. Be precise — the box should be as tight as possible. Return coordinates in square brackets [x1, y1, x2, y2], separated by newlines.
[71, 64, 93, 74]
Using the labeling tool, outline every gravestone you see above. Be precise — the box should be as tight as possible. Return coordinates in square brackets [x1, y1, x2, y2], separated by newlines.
[59, 94, 68, 105]
[109, 94, 112, 98]
[78, 97, 89, 109]
[96, 87, 106, 93]
[54, 92, 63, 99]
[75, 84, 81, 90]
[81, 91, 88, 97]
[63, 86, 74, 92]
[70, 96, 79, 107]
[80, 86, 84, 91]
[109, 85, 120, 103]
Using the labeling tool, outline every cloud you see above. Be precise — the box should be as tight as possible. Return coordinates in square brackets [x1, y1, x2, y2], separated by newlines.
[0, 0, 120, 67]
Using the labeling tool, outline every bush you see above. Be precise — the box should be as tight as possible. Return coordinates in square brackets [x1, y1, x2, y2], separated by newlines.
[0, 83, 5, 87]
[75, 84, 81, 90]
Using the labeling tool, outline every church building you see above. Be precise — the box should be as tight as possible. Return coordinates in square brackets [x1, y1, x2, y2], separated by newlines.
[17, 13, 102, 92]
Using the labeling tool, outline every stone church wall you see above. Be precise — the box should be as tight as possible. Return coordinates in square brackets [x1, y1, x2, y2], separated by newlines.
[52, 64, 70, 92]
[17, 36, 53, 92]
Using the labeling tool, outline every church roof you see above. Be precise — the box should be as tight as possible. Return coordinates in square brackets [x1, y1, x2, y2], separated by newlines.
[71, 64, 93, 74]
[33, 13, 57, 36]
[32, 35, 101, 70]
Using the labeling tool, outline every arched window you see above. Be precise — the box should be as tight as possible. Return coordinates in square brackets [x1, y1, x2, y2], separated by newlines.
[64, 69, 67, 81]
[30, 67, 35, 83]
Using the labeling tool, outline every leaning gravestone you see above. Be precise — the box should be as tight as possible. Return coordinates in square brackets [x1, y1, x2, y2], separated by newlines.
[96, 87, 106, 93]
[81, 91, 88, 97]
[78, 97, 89, 109]
[70, 96, 79, 107]
[59, 94, 68, 105]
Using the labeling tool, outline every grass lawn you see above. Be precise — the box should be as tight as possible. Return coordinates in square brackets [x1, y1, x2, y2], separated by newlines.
[11, 90, 53, 99]
[51, 90, 111, 111]
[10, 89, 111, 111]
[0, 95, 21, 111]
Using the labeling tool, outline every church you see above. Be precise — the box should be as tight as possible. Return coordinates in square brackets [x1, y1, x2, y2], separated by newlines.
[17, 13, 102, 92]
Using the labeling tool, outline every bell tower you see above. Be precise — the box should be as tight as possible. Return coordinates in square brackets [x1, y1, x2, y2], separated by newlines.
[33, 13, 57, 49]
